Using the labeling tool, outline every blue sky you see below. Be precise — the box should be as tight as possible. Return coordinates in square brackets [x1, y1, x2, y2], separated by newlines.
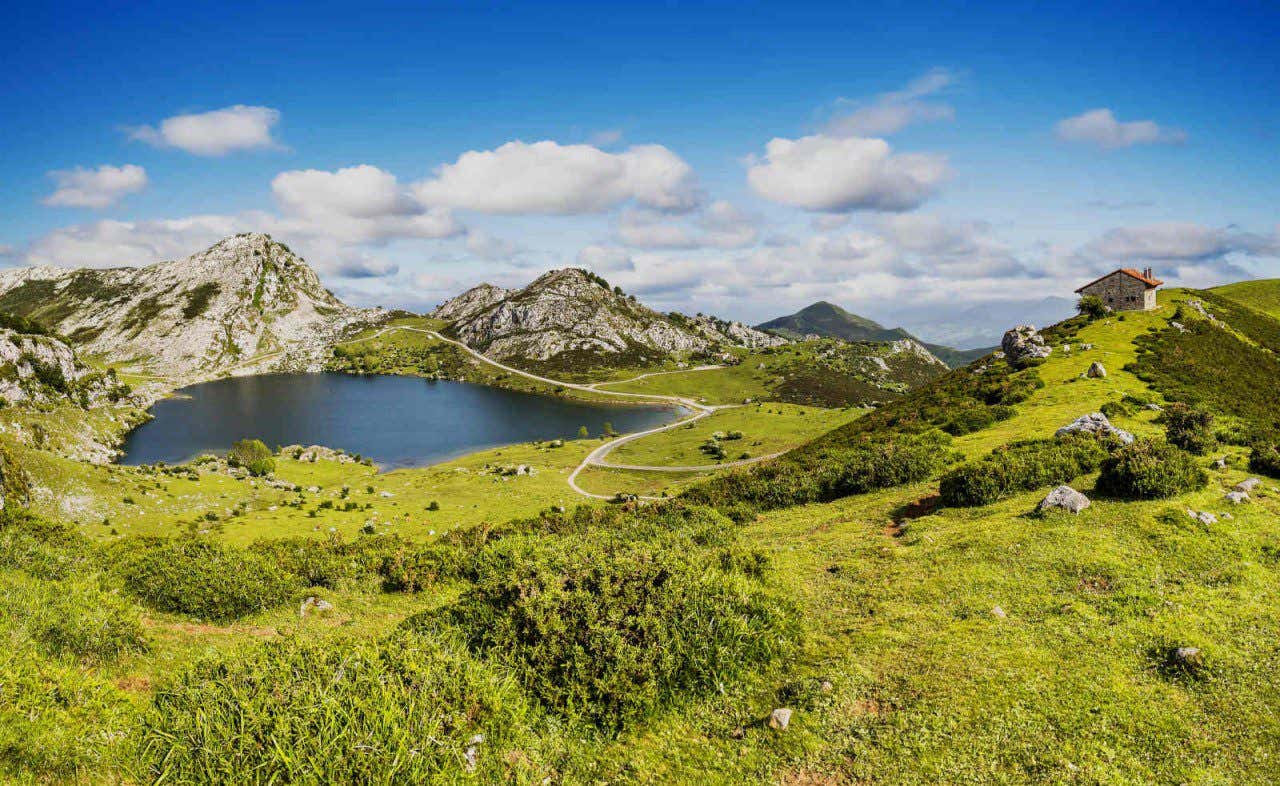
[3, 0, 1278, 343]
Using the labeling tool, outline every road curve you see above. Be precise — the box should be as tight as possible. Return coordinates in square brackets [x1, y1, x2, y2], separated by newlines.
[346, 325, 781, 499]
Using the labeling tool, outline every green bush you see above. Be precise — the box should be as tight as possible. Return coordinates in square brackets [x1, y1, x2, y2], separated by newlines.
[437, 531, 799, 731]
[1163, 403, 1215, 455]
[250, 533, 402, 588]
[0, 571, 146, 663]
[939, 436, 1111, 507]
[0, 509, 95, 581]
[113, 538, 299, 622]
[1096, 440, 1208, 499]
[1077, 294, 1108, 319]
[227, 438, 275, 476]
[378, 543, 464, 592]
[683, 431, 955, 516]
[1250, 442, 1280, 478]
[137, 631, 542, 784]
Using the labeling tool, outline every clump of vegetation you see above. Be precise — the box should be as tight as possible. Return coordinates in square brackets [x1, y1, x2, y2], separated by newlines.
[227, 438, 275, 476]
[0, 571, 146, 663]
[1249, 441, 1280, 478]
[1077, 294, 1108, 319]
[436, 522, 799, 731]
[1162, 402, 1215, 455]
[137, 630, 542, 784]
[939, 435, 1111, 507]
[250, 533, 404, 589]
[181, 282, 221, 319]
[683, 431, 955, 519]
[112, 538, 298, 622]
[378, 543, 464, 592]
[1096, 440, 1208, 499]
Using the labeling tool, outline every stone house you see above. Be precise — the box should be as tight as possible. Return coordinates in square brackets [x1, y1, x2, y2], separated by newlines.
[1075, 268, 1162, 312]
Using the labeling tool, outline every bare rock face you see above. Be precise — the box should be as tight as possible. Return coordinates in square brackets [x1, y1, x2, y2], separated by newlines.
[0, 234, 386, 383]
[1038, 485, 1091, 514]
[433, 268, 786, 362]
[1000, 325, 1052, 367]
[1056, 412, 1135, 444]
[0, 328, 128, 407]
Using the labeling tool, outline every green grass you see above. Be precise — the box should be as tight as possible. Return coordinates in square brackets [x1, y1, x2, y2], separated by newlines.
[1212, 277, 1280, 320]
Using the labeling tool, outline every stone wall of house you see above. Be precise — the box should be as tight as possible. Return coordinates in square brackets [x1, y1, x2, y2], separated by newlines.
[1080, 273, 1156, 311]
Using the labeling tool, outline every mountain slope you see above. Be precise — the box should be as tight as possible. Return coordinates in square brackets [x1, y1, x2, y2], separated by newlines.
[758, 301, 990, 367]
[0, 234, 385, 382]
[434, 268, 786, 367]
[1211, 278, 1280, 320]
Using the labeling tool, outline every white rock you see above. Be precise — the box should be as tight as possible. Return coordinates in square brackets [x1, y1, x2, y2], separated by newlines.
[1055, 413, 1134, 444]
[1038, 485, 1091, 514]
[1085, 361, 1107, 378]
[1225, 491, 1250, 504]
[1236, 478, 1262, 492]
[767, 708, 793, 730]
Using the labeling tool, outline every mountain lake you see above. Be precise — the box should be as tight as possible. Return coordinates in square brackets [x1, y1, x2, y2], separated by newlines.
[120, 372, 683, 468]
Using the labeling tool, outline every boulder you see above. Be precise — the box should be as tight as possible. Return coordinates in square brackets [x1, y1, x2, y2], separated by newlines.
[991, 605, 1007, 619]
[1146, 403, 1164, 412]
[1187, 509, 1218, 525]
[1225, 490, 1250, 505]
[767, 708, 793, 731]
[1038, 485, 1091, 514]
[1055, 413, 1134, 444]
[1001, 325, 1052, 367]
[1236, 478, 1262, 492]
[299, 597, 335, 617]
[1212, 457, 1227, 469]
[1085, 361, 1107, 378]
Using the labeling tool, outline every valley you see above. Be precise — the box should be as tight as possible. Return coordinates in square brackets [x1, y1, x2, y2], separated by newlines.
[4, 234, 1280, 784]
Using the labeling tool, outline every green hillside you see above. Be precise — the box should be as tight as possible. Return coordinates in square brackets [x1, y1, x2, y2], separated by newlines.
[758, 301, 992, 367]
[7, 286, 1280, 783]
[1211, 278, 1280, 320]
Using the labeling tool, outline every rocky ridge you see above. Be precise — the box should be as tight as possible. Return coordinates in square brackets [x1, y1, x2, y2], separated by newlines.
[434, 268, 786, 362]
[0, 234, 386, 383]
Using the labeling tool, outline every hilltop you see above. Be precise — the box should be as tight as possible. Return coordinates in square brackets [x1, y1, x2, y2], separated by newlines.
[0, 234, 385, 383]
[758, 300, 991, 367]
[434, 268, 786, 372]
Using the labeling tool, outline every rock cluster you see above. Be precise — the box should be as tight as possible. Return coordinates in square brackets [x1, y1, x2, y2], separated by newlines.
[435, 268, 785, 362]
[1000, 325, 1052, 367]
[1055, 412, 1135, 444]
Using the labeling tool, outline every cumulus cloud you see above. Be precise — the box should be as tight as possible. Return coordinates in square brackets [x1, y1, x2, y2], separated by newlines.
[747, 135, 948, 213]
[825, 68, 957, 137]
[1056, 108, 1186, 149]
[129, 105, 283, 156]
[42, 164, 148, 208]
[464, 230, 522, 261]
[413, 140, 699, 214]
[1086, 222, 1278, 262]
[576, 244, 635, 272]
[615, 201, 760, 250]
[21, 215, 249, 268]
[271, 165, 461, 244]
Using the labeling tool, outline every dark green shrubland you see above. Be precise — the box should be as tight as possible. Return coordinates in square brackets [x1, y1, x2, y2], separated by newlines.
[1249, 442, 1280, 478]
[939, 435, 1111, 507]
[1096, 439, 1208, 499]
[1162, 402, 1216, 455]
[227, 438, 275, 476]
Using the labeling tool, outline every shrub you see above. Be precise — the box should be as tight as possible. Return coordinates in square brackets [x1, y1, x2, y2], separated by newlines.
[437, 531, 799, 731]
[1163, 403, 1215, 455]
[1250, 442, 1280, 478]
[113, 538, 299, 622]
[1096, 440, 1208, 499]
[0, 509, 95, 581]
[137, 631, 541, 784]
[227, 438, 275, 476]
[250, 534, 403, 588]
[939, 436, 1110, 507]
[378, 544, 464, 592]
[683, 431, 955, 516]
[1077, 294, 1108, 319]
[0, 571, 146, 663]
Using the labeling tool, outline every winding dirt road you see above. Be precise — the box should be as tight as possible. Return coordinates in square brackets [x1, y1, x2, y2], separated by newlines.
[349, 325, 781, 499]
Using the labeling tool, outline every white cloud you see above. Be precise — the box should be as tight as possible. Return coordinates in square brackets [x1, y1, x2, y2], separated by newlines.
[129, 105, 282, 156]
[589, 128, 624, 146]
[576, 244, 635, 272]
[747, 134, 948, 213]
[42, 164, 148, 208]
[1086, 222, 1277, 262]
[271, 165, 462, 244]
[21, 215, 249, 268]
[1056, 108, 1186, 149]
[464, 230, 521, 261]
[413, 140, 699, 214]
[825, 68, 957, 137]
[615, 201, 760, 250]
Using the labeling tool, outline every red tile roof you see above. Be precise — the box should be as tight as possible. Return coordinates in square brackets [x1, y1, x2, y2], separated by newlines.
[1075, 268, 1164, 293]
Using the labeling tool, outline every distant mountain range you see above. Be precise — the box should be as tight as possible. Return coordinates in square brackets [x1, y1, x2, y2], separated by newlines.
[757, 301, 991, 368]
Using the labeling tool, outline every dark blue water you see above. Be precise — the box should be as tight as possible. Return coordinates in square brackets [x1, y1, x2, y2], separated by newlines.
[120, 373, 680, 469]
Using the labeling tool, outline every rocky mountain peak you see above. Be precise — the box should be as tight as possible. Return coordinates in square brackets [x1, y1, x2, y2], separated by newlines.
[0, 234, 384, 383]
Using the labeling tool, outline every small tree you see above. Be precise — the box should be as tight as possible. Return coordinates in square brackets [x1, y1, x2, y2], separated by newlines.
[1163, 403, 1215, 455]
[602, 422, 616, 437]
[228, 438, 275, 477]
[1077, 294, 1108, 319]
[577, 426, 589, 439]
